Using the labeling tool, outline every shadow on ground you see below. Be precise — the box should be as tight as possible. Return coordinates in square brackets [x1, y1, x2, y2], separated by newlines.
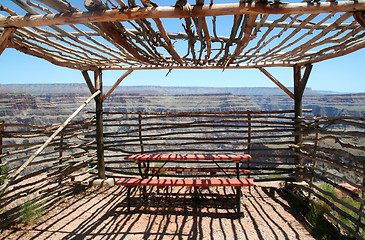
[1, 184, 315, 240]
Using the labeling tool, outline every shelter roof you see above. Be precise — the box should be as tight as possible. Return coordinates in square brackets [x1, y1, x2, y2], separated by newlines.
[1, 0, 365, 71]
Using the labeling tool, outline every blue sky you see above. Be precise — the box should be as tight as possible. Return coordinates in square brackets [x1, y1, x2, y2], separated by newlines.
[1, 47, 364, 93]
[1, 0, 365, 93]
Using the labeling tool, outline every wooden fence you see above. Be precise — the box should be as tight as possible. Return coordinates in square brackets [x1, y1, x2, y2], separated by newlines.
[1, 110, 364, 238]
[99, 110, 307, 181]
[0, 119, 96, 228]
[292, 116, 365, 239]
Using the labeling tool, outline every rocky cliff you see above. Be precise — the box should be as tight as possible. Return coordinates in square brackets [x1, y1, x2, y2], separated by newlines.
[0, 90, 364, 126]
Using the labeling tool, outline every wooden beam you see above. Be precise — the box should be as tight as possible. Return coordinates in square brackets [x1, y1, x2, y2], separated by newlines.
[153, 18, 184, 65]
[2, 1, 365, 28]
[114, 0, 128, 8]
[224, 13, 258, 67]
[82, 70, 97, 94]
[11, 39, 97, 71]
[201, 17, 212, 64]
[102, 70, 133, 102]
[353, 11, 365, 28]
[301, 63, 313, 96]
[102, 62, 295, 70]
[37, 21, 361, 39]
[301, 40, 365, 66]
[258, 67, 294, 99]
[94, 68, 105, 179]
[36, 0, 77, 13]
[98, 22, 153, 64]
[0, 27, 16, 55]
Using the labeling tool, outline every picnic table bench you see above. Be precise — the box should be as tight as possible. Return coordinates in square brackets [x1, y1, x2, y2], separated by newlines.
[147, 167, 250, 175]
[116, 154, 254, 216]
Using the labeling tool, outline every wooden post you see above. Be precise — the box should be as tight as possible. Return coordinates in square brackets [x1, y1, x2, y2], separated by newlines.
[358, 163, 365, 234]
[138, 112, 144, 153]
[138, 112, 148, 178]
[247, 110, 251, 179]
[95, 68, 105, 179]
[294, 64, 303, 167]
[293, 63, 312, 174]
[309, 116, 320, 198]
[58, 130, 64, 195]
[0, 121, 4, 164]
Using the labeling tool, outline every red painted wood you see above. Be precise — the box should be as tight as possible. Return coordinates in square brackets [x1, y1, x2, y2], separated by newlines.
[147, 167, 250, 174]
[125, 153, 251, 163]
[116, 177, 254, 188]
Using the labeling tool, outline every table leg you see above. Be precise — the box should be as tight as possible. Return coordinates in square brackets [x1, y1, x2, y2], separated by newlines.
[145, 160, 150, 178]
[127, 187, 131, 212]
[236, 187, 241, 217]
[236, 162, 240, 179]
[137, 163, 144, 178]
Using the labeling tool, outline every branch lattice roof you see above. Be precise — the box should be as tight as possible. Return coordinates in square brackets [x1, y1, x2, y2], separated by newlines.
[1, 0, 365, 71]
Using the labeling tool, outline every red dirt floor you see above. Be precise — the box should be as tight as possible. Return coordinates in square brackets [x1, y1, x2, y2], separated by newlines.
[1, 182, 315, 240]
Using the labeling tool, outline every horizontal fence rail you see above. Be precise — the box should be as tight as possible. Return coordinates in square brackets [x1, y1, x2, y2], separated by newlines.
[2, 109, 364, 238]
[292, 116, 365, 239]
[0, 119, 96, 228]
[98, 110, 307, 182]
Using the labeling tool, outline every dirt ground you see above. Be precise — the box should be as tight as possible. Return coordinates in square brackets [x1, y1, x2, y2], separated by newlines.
[1, 182, 315, 240]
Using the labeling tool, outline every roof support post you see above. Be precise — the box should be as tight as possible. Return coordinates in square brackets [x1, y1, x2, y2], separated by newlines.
[353, 11, 365, 28]
[258, 67, 294, 99]
[102, 70, 133, 102]
[0, 121, 3, 164]
[0, 27, 16, 55]
[94, 67, 105, 179]
[293, 63, 312, 166]
[82, 70, 97, 94]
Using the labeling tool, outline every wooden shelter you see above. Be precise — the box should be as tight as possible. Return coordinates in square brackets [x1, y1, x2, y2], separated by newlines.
[1, 1, 365, 237]
[1, 0, 365, 70]
[1, 0, 365, 178]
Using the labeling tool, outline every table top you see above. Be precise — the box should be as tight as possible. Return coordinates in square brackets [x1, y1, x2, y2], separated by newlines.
[125, 153, 251, 163]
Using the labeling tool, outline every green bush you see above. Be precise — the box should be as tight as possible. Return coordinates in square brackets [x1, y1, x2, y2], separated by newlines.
[319, 183, 338, 199]
[153, 163, 166, 175]
[317, 182, 364, 238]
[0, 165, 9, 185]
[339, 197, 362, 237]
[318, 183, 338, 213]
[21, 198, 43, 225]
[289, 191, 340, 240]
[307, 205, 337, 240]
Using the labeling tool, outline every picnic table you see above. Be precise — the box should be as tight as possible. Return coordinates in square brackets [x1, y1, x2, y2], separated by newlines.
[116, 153, 254, 216]
[126, 153, 252, 179]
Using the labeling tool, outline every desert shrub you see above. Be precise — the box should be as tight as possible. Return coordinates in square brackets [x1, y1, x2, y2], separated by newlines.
[0, 165, 9, 185]
[339, 197, 362, 237]
[316, 182, 364, 238]
[306, 205, 336, 240]
[152, 163, 166, 175]
[21, 198, 43, 225]
[289, 190, 342, 240]
[317, 183, 338, 213]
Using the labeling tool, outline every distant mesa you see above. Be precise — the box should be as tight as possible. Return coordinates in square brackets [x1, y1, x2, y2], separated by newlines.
[0, 84, 364, 125]
[0, 84, 343, 95]
[0, 85, 10, 93]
